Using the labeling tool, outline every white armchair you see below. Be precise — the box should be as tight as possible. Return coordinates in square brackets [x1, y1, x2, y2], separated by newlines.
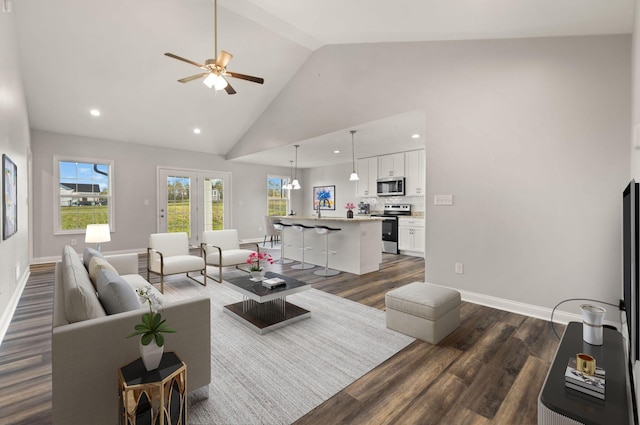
[147, 232, 206, 293]
[201, 229, 259, 283]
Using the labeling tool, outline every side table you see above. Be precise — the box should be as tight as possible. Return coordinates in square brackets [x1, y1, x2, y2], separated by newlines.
[118, 351, 187, 425]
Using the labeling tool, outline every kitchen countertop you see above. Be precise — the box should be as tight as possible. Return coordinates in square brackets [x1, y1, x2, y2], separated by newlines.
[277, 216, 384, 222]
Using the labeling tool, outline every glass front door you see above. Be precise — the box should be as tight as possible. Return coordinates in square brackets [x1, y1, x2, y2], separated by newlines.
[158, 168, 230, 246]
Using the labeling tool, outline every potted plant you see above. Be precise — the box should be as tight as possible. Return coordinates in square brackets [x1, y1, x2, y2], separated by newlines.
[246, 251, 274, 280]
[127, 285, 176, 371]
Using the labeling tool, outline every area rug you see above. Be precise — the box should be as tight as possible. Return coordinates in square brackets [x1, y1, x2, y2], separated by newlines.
[161, 275, 414, 425]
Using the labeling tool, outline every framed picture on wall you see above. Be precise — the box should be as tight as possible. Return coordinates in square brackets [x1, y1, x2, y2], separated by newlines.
[313, 185, 336, 210]
[3, 154, 17, 240]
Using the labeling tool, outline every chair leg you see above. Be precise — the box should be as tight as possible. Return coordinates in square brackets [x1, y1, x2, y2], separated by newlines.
[160, 274, 164, 294]
[186, 271, 206, 287]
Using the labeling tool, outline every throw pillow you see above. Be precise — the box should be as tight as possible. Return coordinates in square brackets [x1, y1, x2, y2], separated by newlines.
[88, 256, 118, 288]
[83, 247, 105, 270]
[62, 245, 107, 322]
[96, 269, 141, 314]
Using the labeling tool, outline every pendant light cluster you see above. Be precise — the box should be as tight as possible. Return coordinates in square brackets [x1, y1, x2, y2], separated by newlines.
[285, 145, 301, 190]
[283, 160, 294, 190]
[349, 130, 359, 181]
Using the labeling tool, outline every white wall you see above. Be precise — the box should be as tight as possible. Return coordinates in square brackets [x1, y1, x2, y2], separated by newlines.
[231, 35, 632, 322]
[301, 163, 358, 217]
[30, 130, 295, 261]
[0, 9, 31, 341]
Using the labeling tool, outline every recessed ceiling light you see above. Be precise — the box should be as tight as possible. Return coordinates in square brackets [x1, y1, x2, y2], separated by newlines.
[90, 109, 101, 117]
[411, 133, 420, 139]
[333, 150, 340, 154]
[193, 128, 201, 134]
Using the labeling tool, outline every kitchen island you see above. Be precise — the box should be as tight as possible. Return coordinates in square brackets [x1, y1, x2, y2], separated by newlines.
[276, 216, 384, 275]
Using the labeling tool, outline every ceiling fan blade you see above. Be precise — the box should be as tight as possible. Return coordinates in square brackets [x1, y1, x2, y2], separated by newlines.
[215, 50, 233, 68]
[224, 79, 237, 95]
[226, 71, 264, 85]
[164, 52, 205, 68]
[178, 72, 209, 83]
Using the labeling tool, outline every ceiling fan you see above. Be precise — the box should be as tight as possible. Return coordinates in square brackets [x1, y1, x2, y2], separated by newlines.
[164, 0, 264, 95]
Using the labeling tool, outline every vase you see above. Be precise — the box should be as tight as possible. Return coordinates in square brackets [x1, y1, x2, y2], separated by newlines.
[140, 340, 164, 371]
[580, 304, 606, 346]
[347, 210, 354, 219]
[250, 270, 265, 280]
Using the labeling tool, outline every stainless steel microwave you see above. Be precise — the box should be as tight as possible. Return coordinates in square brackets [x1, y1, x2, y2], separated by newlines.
[376, 177, 405, 196]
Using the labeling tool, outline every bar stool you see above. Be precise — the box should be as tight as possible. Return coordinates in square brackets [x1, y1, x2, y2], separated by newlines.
[314, 225, 341, 276]
[291, 223, 315, 270]
[272, 221, 293, 264]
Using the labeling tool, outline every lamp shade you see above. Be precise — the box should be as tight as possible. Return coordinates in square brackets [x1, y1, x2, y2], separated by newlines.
[85, 224, 111, 244]
[349, 172, 360, 181]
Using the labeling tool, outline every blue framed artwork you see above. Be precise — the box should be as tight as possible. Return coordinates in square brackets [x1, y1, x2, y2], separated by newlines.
[313, 185, 335, 210]
[3, 154, 17, 240]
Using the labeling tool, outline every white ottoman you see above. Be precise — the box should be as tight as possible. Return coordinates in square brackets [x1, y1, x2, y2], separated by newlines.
[385, 282, 461, 344]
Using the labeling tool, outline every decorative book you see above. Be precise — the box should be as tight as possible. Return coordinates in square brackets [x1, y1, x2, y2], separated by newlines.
[564, 356, 605, 399]
[262, 277, 286, 289]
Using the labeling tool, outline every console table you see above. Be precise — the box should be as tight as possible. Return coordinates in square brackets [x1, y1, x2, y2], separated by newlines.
[537, 322, 631, 425]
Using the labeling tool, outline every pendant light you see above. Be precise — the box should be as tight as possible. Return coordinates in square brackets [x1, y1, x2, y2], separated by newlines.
[349, 130, 359, 181]
[283, 160, 293, 190]
[292, 145, 301, 190]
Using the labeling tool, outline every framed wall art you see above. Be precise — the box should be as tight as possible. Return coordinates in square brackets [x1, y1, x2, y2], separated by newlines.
[3, 154, 17, 240]
[313, 185, 336, 210]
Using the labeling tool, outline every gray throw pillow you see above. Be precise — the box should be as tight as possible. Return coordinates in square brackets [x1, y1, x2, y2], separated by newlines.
[83, 247, 105, 270]
[96, 269, 141, 314]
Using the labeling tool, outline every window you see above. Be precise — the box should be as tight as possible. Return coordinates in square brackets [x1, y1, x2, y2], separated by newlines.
[267, 175, 289, 216]
[55, 157, 114, 234]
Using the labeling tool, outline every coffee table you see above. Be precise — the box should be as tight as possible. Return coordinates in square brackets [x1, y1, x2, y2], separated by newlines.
[222, 271, 311, 334]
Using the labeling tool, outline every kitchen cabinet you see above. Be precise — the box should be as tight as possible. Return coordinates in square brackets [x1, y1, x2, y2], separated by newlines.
[378, 153, 405, 178]
[356, 157, 378, 197]
[405, 149, 425, 196]
[398, 217, 424, 256]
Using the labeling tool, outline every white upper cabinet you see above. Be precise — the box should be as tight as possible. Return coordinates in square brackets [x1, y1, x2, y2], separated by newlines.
[356, 157, 378, 197]
[405, 149, 425, 196]
[378, 153, 405, 178]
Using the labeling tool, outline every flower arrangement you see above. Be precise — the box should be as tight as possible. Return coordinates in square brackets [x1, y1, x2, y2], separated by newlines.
[127, 285, 176, 347]
[344, 202, 356, 211]
[246, 251, 274, 272]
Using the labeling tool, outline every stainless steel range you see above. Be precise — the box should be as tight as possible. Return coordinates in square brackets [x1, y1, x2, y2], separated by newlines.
[372, 204, 411, 254]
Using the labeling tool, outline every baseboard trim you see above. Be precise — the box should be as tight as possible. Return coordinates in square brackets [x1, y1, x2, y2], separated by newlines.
[428, 283, 620, 329]
[0, 269, 30, 347]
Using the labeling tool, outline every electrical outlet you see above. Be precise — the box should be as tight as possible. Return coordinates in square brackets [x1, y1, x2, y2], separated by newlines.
[15, 263, 20, 281]
[435, 195, 454, 206]
[455, 263, 464, 274]
[71, 239, 77, 246]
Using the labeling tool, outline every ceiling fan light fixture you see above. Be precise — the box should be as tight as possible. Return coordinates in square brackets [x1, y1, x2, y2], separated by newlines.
[203, 72, 228, 90]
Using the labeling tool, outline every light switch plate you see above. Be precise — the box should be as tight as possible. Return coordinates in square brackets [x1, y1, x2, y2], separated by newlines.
[434, 194, 453, 206]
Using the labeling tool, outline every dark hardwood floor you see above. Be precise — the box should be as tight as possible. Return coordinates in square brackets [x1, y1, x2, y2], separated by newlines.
[0, 245, 562, 424]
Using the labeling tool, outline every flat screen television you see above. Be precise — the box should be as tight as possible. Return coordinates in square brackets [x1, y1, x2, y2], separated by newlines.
[623, 180, 639, 425]
[624, 180, 639, 363]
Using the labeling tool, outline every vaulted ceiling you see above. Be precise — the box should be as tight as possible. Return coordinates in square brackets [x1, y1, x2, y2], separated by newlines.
[13, 0, 634, 168]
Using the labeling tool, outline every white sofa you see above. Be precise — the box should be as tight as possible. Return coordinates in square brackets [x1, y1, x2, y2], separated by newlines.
[52, 245, 211, 425]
